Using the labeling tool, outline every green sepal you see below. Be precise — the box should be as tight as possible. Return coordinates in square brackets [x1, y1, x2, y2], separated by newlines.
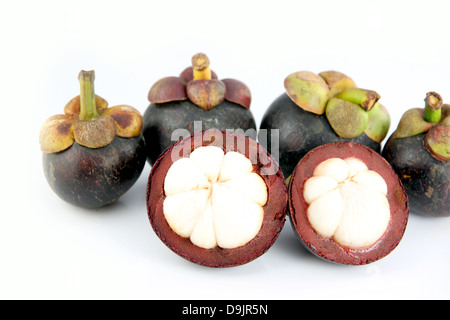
[424, 125, 450, 162]
[392, 108, 434, 139]
[284, 71, 330, 115]
[325, 98, 369, 139]
[364, 103, 390, 143]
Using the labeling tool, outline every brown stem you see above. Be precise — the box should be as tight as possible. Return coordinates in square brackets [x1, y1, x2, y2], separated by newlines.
[192, 53, 212, 80]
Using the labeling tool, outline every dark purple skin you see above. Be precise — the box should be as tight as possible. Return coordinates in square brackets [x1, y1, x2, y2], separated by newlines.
[382, 134, 450, 217]
[43, 135, 146, 209]
[143, 100, 257, 165]
[258, 93, 380, 179]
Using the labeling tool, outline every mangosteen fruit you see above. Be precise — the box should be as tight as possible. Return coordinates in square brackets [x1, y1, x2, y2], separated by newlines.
[288, 142, 409, 265]
[258, 70, 390, 180]
[143, 53, 257, 165]
[382, 92, 449, 217]
[39, 70, 146, 208]
[146, 129, 287, 267]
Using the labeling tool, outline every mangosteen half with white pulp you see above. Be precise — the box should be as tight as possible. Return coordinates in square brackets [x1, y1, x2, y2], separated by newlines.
[147, 130, 287, 267]
[288, 142, 409, 265]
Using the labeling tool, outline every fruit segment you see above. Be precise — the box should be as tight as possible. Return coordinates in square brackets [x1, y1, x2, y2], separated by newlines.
[148, 53, 252, 110]
[313, 158, 348, 183]
[304, 157, 390, 248]
[303, 176, 338, 204]
[164, 158, 210, 196]
[163, 190, 210, 238]
[306, 188, 343, 239]
[212, 185, 265, 249]
[222, 173, 268, 206]
[219, 151, 253, 181]
[162, 146, 268, 249]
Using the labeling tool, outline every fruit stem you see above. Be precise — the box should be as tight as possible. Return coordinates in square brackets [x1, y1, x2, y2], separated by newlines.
[335, 88, 380, 111]
[424, 92, 442, 124]
[192, 53, 211, 80]
[78, 70, 98, 121]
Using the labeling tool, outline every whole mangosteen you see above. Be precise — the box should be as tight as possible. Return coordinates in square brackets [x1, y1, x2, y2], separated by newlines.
[258, 71, 390, 180]
[143, 53, 257, 165]
[382, 92, 449, 217]
[147, 129, 287, 267]
[288, 142, 409, 265]
[39, 70, 146, 208]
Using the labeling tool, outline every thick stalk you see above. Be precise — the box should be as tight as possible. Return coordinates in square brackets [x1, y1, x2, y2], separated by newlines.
[192, 53, 212, 80]
[78, 70, 98, 121]
[424, 91, 442, 124]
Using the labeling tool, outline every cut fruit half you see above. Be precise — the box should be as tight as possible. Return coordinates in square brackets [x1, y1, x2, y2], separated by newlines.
[288, 142, 409, 265]
[163, 146, 267, 249]
[147, 130, 287, 267]
[304, 157, 390, 248]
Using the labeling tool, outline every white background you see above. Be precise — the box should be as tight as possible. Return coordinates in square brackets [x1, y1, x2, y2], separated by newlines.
[1, 0, 449, 300]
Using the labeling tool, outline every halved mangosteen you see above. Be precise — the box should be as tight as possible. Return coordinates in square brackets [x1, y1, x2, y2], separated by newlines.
[146, 130, 287, 267]
[143, 53, 256, 165]
[288, 142, 409, 265]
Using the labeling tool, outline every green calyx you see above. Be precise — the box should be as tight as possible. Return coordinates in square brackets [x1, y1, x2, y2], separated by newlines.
[392, 92, 449, 162]
[325, 88, 389, 142]
[284, 70, 389, 142]
[391, 108, 433, 139]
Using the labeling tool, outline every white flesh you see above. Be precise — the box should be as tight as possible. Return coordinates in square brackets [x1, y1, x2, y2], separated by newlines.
[163, 146, 268, 249]
[304, 157, 390, 249]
